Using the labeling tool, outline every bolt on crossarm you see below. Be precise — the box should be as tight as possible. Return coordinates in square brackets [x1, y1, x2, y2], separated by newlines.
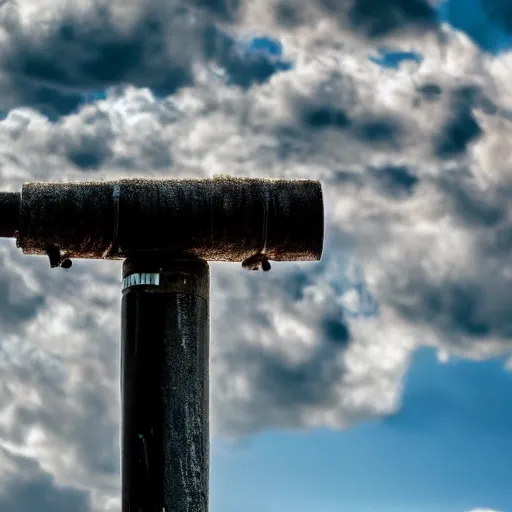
[0, 176, 324, 512]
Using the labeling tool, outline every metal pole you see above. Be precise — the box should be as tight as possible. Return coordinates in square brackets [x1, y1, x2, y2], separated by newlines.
[0, 177, 324, 511]
[121, 253, 210, 512]
[0, 192, 20, 238]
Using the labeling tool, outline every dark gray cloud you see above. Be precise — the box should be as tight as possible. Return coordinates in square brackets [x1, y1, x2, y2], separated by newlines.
[191, 0, 241, 21]
[0, 2, 202, 117]
[10, 8, 191, 88]
[331, 165, 419, 200]
[215, 303, 351, 434]
[4, 387, 120, 476]
[202, 27, 292, 89]
[439, 172, 504, 228]
[354, 116, 403, 148]
[0, 248, 47, 333]
[362, 160, 512, 354]
[294, 91, 403, 151]
[62, 110, 115, 170]
[302, 106, 352, 130]
[346, 0, 438, 38]
[0, 449, 90, 512]
[454, 85, 499, 115]
[0, 476, 90, 512]
[413, 82, 498, 156]
[0, 1, 297, 121]
[368, 166, 419, 198]
[274, 1, 306, 28]
[270, 0, 439, 39]
[393, 280, 494, 340]
[434, 99, 483, 159]
[416, 83, 443, 103]
[281, 272, 316, 301]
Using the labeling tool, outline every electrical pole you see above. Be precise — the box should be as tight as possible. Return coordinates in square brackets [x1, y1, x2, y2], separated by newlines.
[0, 176, 324, 511]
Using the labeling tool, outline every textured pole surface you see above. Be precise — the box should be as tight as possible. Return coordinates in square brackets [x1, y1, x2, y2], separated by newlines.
[14, 177, 324, 262]
[0, 192, 20, 238]
[121, 255, 210, 512]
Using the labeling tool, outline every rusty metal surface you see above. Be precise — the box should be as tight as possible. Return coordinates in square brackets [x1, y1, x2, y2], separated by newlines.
[14, 176, 324, 262]
[121, 257, 210, 512]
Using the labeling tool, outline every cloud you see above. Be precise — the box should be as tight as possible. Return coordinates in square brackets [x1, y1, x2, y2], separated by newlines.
[0, 447, 91, 512]
[0, 0, 300, 121]
[466, 509, 503, 512]
[0, 242, 121, 509]
[0, 1, 199, 116]
[346, 0, 438, 39]
[240, 0, 440, 39]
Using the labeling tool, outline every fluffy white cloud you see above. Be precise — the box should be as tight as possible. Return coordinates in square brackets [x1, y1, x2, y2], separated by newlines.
[466, 509, 503, 512]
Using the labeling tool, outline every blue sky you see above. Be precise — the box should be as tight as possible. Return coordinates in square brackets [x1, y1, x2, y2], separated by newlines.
[210, 349, 512, 512]
[0, 0, 511, 511]
[437, 0, 512, 54]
